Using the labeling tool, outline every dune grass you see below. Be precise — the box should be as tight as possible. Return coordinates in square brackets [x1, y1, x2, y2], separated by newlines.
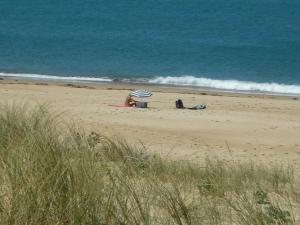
[0, 103, 299, 224]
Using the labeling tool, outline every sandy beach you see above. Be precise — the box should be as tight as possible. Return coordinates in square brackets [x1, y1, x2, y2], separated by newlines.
[1, 78, 300, 169]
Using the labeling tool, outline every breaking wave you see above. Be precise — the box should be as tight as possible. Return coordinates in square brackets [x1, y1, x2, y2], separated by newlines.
[1, 72, 300, 95]
[149, 76, 300, 95]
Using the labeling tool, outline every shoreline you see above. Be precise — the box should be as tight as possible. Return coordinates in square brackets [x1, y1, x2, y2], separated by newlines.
[0, 75, 299, 100]
[1, 72, 300, 97]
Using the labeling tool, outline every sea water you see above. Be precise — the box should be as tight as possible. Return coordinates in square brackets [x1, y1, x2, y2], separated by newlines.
[0, 0, 300, 94]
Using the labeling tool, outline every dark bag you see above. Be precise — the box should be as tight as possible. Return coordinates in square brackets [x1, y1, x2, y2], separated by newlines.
[175, 99, 184, 109]
[136, 102, 148, 108]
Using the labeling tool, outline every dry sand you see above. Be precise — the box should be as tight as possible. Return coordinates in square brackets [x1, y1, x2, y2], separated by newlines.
[1, 78, 300, 169]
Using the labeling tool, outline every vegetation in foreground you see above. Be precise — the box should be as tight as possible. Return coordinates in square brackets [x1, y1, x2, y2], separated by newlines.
[0, 104, 299, 225]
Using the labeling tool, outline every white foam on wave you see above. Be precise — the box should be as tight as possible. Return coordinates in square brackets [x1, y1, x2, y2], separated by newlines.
[0, 72, 113, 82]
[149, 76, 300, 95]
[1, 72, 300, 95]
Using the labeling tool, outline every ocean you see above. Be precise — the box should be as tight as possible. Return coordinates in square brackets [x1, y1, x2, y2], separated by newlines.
[0, 0, 300, 94]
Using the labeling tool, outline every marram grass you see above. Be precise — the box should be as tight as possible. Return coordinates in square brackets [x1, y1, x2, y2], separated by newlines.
[0, 104, 299, 225]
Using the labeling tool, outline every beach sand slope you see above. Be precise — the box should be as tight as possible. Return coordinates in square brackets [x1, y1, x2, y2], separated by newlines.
[1, 80, 300, 169]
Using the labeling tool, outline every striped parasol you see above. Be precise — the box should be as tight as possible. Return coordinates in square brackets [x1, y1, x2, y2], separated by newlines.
[130, 89, 152, 98]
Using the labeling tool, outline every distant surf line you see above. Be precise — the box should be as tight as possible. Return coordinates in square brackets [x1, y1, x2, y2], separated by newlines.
[1, 72, 300, 96]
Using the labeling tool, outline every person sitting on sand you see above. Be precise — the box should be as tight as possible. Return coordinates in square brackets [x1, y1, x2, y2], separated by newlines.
[124, 94, 138, 107]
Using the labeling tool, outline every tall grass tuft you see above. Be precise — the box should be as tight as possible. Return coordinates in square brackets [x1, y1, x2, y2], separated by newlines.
[0, 103, 299, 224]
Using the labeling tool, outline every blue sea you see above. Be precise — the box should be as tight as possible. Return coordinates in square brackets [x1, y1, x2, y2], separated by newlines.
[1, 0, 300, 94]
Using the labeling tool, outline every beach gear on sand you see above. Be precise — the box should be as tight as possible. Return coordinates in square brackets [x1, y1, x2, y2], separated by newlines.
[175, 99, 184, 109]
[130, 90, 152, 98]
[175, 99, 206, 110]
[129, 90, 152, 108]
[187, 104, 207, 110]
[136, 102, 148, 108]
